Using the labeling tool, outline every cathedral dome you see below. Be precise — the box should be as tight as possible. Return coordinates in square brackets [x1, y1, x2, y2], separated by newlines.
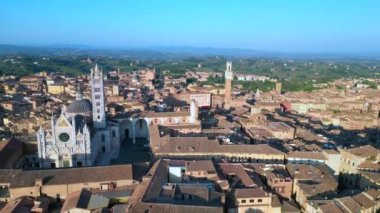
[66, 99, 92, 115]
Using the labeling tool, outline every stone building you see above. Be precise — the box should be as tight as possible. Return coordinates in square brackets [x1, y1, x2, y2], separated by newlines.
[286, 164, 338, 210]
[37, 65, 120, 168]
[1, 164, 135, 202]
[339, 145, 380, 189]
[229, 188, 280, 213]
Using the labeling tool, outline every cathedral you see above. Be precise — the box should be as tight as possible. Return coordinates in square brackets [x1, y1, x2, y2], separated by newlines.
[37, 65, 119, 168]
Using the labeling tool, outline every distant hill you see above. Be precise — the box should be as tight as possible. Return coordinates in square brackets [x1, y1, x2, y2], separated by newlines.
[0, 44, 379, 60]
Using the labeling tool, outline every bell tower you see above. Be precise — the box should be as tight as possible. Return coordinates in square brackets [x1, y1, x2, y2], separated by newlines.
[91, 64, 106, 129]
[224, 61, 233, 107]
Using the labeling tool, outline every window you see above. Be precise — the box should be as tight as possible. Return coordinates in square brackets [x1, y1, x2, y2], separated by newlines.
[59, 133, 70, 142]
[249, 199, 254, 203]
[258, 199, 262, 203]
[50, 163, 56, 168]
[95, 95, 101, 99]
[241, 200, 246, 203]
[94, 88, 101, 92]
[77, 161, 82, 167]
[96, 102, 100, 106]
[112, 130, 116, 138]
[101, 134, 105, 142]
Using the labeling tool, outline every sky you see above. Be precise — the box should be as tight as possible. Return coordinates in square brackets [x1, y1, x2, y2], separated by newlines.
[0, 0, 379, 53]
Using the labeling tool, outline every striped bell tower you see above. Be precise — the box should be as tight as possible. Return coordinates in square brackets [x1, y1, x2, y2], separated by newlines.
[91, 64, 106, 129]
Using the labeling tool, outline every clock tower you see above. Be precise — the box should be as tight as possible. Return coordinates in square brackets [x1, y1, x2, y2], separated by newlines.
[224, 61, 233, 107]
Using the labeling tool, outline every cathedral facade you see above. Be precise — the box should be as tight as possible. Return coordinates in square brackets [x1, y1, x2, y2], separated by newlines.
[37, 65, 119, 168]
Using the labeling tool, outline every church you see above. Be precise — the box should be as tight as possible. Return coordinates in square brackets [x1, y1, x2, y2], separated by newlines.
[37, 64, 120, 168]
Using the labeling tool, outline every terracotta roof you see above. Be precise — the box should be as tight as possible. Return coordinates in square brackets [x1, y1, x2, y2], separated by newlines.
[129, 160, 224, 213]
[0, 196, 34, 213]
[186, 160, 216, 173]
[61, 189, 92, 212]
[337, 197, 363, 213]
[267, 122, 293, 132]
[319, 202, 344, 213]
[218, 163, 256, 187]
[10, 164, 133, 188]
[286, 164, 338, 197]
[281, 200, 300, 213]
[287, 164, 329, 180]
[247, 128, 273, 138]
[352, 193, 375, 209]
[263, 166, 291, 180]
[358, 161, 380, 169]
[219, 144, 285, 155]
[142, 111, 190, 118]
[365, 189, 380, 199]
[155, 136, 285, 156]
[233, 188, 267, 199]
[360, 171, 380, 183]
[348, 145, 379, 157]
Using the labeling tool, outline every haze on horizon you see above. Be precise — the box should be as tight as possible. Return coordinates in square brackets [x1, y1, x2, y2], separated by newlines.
[1, 0, 380, 53]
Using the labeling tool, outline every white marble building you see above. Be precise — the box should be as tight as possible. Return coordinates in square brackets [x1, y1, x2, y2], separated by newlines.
[37, 65, 119, 168]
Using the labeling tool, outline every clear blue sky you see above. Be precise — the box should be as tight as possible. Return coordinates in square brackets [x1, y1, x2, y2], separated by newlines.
[1, 0, 379, 52]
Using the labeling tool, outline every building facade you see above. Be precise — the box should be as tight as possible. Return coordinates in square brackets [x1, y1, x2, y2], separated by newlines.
[37, 65, 120, 168]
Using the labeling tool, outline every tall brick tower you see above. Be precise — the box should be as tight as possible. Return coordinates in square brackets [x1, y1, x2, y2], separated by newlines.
[224, 61, 233, 108]
[275, 82, 282, 94]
